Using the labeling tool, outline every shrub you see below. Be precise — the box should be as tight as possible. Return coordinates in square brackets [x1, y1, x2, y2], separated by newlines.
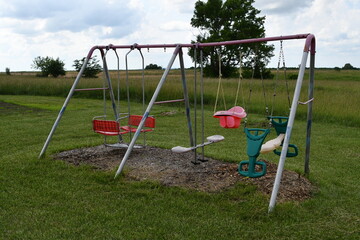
[342, 63, 356, 70]
[288, 73, 298, 80]
[145, 64, 162, 70]
[32, 56, 66, 78]
[73, 57, 102, 78]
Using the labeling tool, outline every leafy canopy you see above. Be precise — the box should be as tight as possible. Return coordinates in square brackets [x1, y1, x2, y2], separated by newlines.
[189, 0, 274, 78]
[32, 56, 66, 78]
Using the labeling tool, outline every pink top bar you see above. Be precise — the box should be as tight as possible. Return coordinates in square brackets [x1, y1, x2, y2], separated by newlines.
[87, 33, 315, 58]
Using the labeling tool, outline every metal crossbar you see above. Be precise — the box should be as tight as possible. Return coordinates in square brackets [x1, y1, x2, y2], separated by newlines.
[74, 87, 109, 91]
[154, 99, 185, 104]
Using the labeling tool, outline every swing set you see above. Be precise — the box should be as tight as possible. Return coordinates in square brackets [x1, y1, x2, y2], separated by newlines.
[39, 34, 316, 212]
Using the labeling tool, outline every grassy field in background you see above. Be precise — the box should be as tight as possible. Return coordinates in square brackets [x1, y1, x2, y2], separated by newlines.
[0, 69, 360, 239]
[1, 68, 360, 126]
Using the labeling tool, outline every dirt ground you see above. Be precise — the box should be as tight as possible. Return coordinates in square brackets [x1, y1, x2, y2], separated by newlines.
[54, 145, 313, 202]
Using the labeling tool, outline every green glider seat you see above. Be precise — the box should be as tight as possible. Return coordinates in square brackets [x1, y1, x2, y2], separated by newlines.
[239, 128, 270, 178]
[268, 116, 298, 157]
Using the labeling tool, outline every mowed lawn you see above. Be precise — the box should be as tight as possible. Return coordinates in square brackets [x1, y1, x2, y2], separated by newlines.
[0, 69, 360, 239]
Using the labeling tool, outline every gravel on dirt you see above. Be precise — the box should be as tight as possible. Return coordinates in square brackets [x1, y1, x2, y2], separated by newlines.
[54, 145, 313, 202]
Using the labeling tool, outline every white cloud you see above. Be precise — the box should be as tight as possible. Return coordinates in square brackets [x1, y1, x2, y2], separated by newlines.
[127, 0, 144, 9]
[160, 21, 191, 32]
[161, 0, 195, 14]
[254, 0, 314, 15]
[255, 0, 360, 67]
[0, 17, 45, 35]
[0, 0, 72, 19]
[0, 0, 142, 38]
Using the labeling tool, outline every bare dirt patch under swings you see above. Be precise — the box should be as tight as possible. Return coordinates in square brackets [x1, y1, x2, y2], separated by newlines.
[54, 144, 313, 203]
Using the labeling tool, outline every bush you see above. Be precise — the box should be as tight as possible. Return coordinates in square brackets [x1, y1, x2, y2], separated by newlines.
[32, 56, 66, 78]
[73, 57, 102, 78]
[145, 64, 162, 70]
[342, 63, 356, 70]
[288, 73, 298, 80]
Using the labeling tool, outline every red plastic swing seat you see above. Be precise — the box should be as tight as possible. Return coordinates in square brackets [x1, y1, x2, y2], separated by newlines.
[92, 119, 128, 135]
[213, 106, 247, 129]
[92, 115, 155, 136]
[120, 115, 155, 133]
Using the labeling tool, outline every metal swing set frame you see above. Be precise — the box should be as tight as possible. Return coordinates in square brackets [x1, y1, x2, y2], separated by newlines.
[39, 33, 316, 212]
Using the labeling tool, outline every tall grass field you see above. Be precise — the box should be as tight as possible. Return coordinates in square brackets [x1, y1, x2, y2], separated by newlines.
[0, 68, 359, 239]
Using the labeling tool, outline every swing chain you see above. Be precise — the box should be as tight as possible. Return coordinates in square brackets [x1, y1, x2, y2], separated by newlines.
[214, 49, 227, 113]
[271, 40, 291, 117]
[282, 42, 292, 110]
[259, 54, 270, 119]
[234, 49, 244, 107]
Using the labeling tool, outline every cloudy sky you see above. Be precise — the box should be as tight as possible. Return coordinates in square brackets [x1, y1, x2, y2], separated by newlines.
[0, 0, 359, 71]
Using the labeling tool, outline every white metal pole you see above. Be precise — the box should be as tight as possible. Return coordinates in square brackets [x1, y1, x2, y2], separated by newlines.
[114, 46, 181, 178]
[305, 53, 315, 175]
[268, 51, 309, 212]
[38, 57, 90, 158]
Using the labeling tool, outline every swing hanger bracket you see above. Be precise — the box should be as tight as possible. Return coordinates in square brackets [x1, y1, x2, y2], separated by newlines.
[131, 43, 139, 50]
[194, 43, 201, 49]
[105, 44, 114, 51]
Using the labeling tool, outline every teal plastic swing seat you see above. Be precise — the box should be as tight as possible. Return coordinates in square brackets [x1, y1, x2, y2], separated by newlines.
[239, 128, 270, 178]
[268, 116, 299, 157]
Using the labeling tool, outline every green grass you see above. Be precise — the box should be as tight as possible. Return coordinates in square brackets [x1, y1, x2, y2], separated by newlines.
[1, 94, 360, 239]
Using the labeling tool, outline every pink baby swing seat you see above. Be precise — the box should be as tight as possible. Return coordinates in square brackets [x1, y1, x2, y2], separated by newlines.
[213, 106, 247, 128]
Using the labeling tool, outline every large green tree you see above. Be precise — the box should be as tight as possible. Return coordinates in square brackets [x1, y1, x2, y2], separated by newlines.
[189, 0, 274, 78]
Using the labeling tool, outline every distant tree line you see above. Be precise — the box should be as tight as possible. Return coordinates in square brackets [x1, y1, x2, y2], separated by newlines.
[31, 56, 103, 78]
[30, 56, 164, 78]
[334, 63, 358, 71]
[6, 55, 357, 79]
